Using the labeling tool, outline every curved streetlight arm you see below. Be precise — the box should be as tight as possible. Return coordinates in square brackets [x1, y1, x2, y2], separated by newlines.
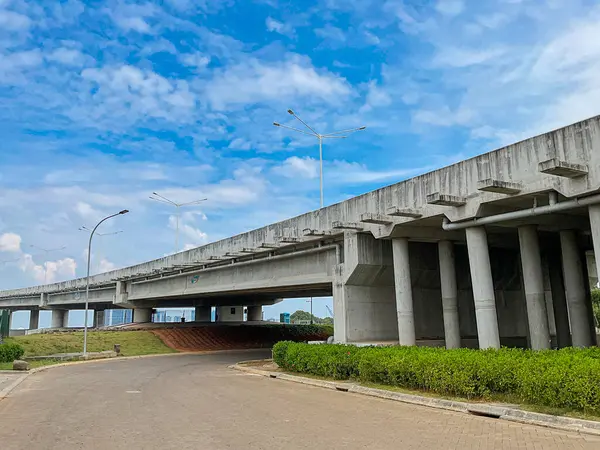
[149, 196, 176, 206]
[288, 110, 320, 136]
[179, 198, 208, 207]
[321, 126, 367, 137]
[84, 209, 128, 355]
[151, 192, 177, 206]
[273, 122, 318, 137]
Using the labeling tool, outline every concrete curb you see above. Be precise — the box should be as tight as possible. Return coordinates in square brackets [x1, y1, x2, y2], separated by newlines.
[231, 363, 600, 437]
[0, 349, 266, 400]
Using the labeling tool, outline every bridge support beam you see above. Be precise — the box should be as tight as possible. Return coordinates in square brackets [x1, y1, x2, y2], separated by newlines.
[29, 310, 40, 330]
[51, 310, 68, 328]
[334, 233, 397, 344]
[246, 305, 262, 321]
[438, 241, 461, 349]
[465, 227, 500, 349]
[194, 306, 211, 322]
[547, 250, 572, 348]
[518, 225, 551, 350]
[216, 306, 243, 322]
[392, 238, 416, 346]
[133, 308, 152, 324]
[94, 310, 105, 328]
[560, 230, 593, 347]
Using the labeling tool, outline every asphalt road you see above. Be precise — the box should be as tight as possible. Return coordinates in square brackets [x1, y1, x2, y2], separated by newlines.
[1, 350, 599, 449]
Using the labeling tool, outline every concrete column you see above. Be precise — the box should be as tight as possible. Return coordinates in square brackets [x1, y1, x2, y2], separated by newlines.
[588, 204, 600, 287]
[51, 310, 66, 328]
[194, 306, 211, 322]
[518, 226, 551, 350]
[560, 230, 593, 347]
[8, 310, 15, 330]
[217, 306, 243, 322]
[133, 308, 152, 324]
[438, 241, 461, 349]
[95, 310, 105, 328]
[548, 253, 572, 348]
[247, 305, 262, 321]
[392, 238, 416, 346]
[465, 227, 500, 349]
[29, 310, 40, 330]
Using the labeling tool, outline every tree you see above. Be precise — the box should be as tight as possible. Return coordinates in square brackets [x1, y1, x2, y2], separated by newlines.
[290, 310, 316, 323]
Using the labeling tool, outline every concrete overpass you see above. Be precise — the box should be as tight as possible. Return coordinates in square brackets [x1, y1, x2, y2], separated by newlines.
[2, 115, 600, 349]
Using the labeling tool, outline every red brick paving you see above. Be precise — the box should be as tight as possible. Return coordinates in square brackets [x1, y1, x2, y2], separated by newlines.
[151, 324, 329, 351]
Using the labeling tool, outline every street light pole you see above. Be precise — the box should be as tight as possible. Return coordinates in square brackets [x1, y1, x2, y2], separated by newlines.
[29, 245, 67, 285]
[149, 193, 207, 253]
[83, 210, 129, 356]
[274, 109, 366, 209]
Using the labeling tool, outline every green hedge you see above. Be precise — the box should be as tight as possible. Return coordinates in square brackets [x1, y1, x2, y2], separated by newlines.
[0, 343, 25, 363]
[273, 342, 600, 413]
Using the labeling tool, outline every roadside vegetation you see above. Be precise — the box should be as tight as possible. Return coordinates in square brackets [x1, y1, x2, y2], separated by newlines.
[273, 342, 600, 416]
[0, 331, 175, 369]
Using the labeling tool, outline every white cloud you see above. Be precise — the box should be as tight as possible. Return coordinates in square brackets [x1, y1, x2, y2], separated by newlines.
[75, 201, 99, 220]
[360, 81, 392, 112]
[266, 17, 294, 37]
[77, 65, 196, 125]
[228, 138, 253, 150]
[274, 156, 319, 179]
[46, 48, 87, 66]
[205, 55, 352, 110]
[413, 106, 474, 127]
[0, 9, 31, 30]
[315, 25, 347, 43]
[328, 160, 427, 184]
[98, 258, 116, 273]
[435, 0, 464, 17]
[181, 52, 210, 70]
[18, 254, 77, 284]
[432, 47, 507, 68]
[0, 233, 21, 253]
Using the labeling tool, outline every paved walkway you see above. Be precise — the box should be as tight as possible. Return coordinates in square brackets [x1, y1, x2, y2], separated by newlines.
[0, 372, 23, 395]
[1, 351, 599, 449]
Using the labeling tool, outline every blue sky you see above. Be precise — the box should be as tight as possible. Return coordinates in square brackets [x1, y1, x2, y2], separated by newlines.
[2, 0, 600, 327]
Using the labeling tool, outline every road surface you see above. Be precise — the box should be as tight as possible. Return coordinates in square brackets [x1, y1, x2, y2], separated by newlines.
[1, 350, 598, 449]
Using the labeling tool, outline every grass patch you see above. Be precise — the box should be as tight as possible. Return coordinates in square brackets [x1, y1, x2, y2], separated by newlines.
[5, 330, 175, 358]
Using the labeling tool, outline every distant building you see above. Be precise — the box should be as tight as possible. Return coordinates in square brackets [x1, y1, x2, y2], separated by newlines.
[106, 309, 132, 326]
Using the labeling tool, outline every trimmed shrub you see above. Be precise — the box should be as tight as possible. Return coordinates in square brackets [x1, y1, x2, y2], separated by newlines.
[0, 343, 25, 363]
[272, 343, 600, 413]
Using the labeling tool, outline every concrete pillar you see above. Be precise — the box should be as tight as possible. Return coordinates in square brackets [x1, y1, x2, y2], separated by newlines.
[518, 226, 551, 350]
[247, 305, 262, 321]
[8, 310, 15, 330]
[392, 238, 416, 346]
[29, 310, 40, 330]
[548, 253, 572, 348]
[216, 306, 243, 322]
[194, 306, 211, 322]
[50, 310, 64, 328]
[438, 241, 461, 349]
[133, 308, 152, 324]
[95, 310, 105, 328]
[560, 230, 593, 347]
[465, 227, 500, 349]
[588, 204, 600, 287]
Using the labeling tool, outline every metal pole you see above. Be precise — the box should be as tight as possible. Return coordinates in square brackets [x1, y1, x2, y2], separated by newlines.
[310, 297, 313, 324]
[318, 138, 323, 209]
[175, 205, 180, 253]
[83, 210, 128, 356]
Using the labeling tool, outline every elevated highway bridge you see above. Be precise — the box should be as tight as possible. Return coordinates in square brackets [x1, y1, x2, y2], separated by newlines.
[2, 115, 600, 349]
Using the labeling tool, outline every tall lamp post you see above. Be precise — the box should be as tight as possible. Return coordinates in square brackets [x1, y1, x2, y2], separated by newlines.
[83, 210, 129, 356]
[149, 192, 207, 253]
[29, 245, 67, 284]
[78, 227, 123, 275]
[274, 109, 366, 208]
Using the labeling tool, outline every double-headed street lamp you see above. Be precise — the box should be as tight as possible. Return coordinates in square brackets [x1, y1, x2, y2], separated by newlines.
[83, 209, 129, 356]
[274, 109, 366, 209]
[149, 192, 207, 253]
[29, 245, 67, 285]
